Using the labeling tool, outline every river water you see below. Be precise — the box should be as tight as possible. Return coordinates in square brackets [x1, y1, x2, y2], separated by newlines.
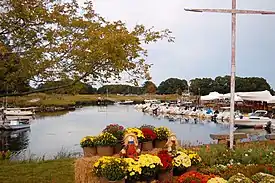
[0, 105, 268, 159]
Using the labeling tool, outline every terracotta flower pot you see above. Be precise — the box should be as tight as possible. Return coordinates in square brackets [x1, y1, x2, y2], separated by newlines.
[142, 141, 153, 151]
[83, 147, 97, 157]
[97, 146, 114, 156]
[154, 140, 167, 148]
[158, 170, 173, 182]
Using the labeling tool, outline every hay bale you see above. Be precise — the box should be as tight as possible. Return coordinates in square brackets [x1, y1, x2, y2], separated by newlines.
[74, 148, 163, 183]
[75, 154, 121, 183]
[75, 156, 100, 183]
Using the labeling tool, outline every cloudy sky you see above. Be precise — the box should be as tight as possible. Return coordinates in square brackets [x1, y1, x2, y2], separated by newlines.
[86, 0, 275, 88]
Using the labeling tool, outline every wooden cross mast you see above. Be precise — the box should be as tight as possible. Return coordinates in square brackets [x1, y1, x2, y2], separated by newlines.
[185, 0, 275, 149]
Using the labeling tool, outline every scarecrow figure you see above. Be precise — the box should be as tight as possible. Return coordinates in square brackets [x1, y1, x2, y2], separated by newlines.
[120, 132, 140, 160]
[165, 133, 178, 156]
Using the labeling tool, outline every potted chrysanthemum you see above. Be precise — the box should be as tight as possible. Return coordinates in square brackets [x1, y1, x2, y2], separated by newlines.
[179, 148, 202, 171]
[172, 151, 192, 176]
[140, 127, 157, 151]
[124, 158, 142, 182]
[157, 150, 173, 182]
[95, 132, 117, 156]
[138, 154, 163, 181]
[154, 126, 170, 148]
[124, 128, 145, 149]
[93, 156, 127, 183]
[103, 124, 125, 154]
[80, 136, 97, 157]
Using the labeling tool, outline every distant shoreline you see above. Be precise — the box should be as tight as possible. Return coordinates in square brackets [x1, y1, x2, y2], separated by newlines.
[3, 93, 183, 113]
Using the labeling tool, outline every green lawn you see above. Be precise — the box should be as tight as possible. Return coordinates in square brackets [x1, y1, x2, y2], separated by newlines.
[0, 159, 75, 183]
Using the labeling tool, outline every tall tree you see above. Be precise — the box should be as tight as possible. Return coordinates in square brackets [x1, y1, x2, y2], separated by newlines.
[157, 78, 188, 94]
[214, 76, 231, 94]
[0, 0, 174, 97]
[190, 78, 215, 95]
[143, 81, 157, 94]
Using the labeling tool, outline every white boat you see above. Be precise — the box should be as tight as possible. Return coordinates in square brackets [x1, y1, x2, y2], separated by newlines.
[0, 120, 31, 130]
[3, 108, 34, 116]
[117, 100, 134, 105]
[217, 107, 231, 121]
[234, 110, 272, 128]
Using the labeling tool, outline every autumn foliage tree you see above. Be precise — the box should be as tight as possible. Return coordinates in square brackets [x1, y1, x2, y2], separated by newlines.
[0, 0, 174, 96]
[143, 81, 157, 94]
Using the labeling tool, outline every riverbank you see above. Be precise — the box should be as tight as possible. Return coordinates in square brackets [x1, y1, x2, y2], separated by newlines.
[3, 93, 185, 112]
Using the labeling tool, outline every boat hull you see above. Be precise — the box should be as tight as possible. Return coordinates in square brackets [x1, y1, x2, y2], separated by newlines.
[1, 124, 30, 130]
[234, 118, 272, 128]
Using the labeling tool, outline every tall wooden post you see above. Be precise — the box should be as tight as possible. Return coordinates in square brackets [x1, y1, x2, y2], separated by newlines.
[184, 1, 275, 149]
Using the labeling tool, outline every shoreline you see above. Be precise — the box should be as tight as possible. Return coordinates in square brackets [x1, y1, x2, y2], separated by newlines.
[3, 93, 182, 113]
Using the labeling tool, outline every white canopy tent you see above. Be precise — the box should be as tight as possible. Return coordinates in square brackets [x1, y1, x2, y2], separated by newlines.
[201, 90, 275, 103]
[222, 93, 243, 102]
[200, 92, 224, 101]
[268, 96, 275, 104]
[235, 90, 272, 102]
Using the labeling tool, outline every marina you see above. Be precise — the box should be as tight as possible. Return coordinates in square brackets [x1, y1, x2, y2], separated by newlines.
[0, 104, 272, 159]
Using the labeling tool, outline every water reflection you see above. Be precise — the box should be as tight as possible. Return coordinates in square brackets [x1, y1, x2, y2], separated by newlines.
[0, 128, 30, 152]
[37, 110, 70, 118]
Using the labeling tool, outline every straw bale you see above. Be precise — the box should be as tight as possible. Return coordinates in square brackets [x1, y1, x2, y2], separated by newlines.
[74, 148, 164, 183]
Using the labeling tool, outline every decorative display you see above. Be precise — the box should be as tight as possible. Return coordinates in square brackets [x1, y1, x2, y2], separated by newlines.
[120, 132, 141, 160]
[166, 133, 179, 155]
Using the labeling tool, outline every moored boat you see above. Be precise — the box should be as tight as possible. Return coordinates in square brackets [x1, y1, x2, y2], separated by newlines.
[234, 110, 272, 128]
[117, 100, 134, 105]
[0, 120, 31, 130]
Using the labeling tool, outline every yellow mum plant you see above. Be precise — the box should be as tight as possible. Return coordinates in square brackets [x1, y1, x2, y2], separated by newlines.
[138, 154, 163, 179]
[179, 148, 202, 165]
[154, 126, 171, 141]
[80, 136, 96, 148]
[173, 151, 192, 169]
[124, 158, 142, 181]
[93, 156, 127, 181]
[124, 154, 163, 181]
[124, 128, 145, 142]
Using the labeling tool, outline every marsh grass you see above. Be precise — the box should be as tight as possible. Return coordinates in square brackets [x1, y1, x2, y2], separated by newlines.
[4, 93, 180, 107]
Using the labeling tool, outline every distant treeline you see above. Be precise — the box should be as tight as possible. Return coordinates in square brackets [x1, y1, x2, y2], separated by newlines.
[1, 76, 274, 96]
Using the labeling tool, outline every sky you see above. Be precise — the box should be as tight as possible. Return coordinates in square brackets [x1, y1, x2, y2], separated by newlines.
[81, 0, 275, 88]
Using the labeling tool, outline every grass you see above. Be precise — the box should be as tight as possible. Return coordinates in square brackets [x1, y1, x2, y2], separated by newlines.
[3, 93, 185, 108]
[0, 158, 75, 183]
